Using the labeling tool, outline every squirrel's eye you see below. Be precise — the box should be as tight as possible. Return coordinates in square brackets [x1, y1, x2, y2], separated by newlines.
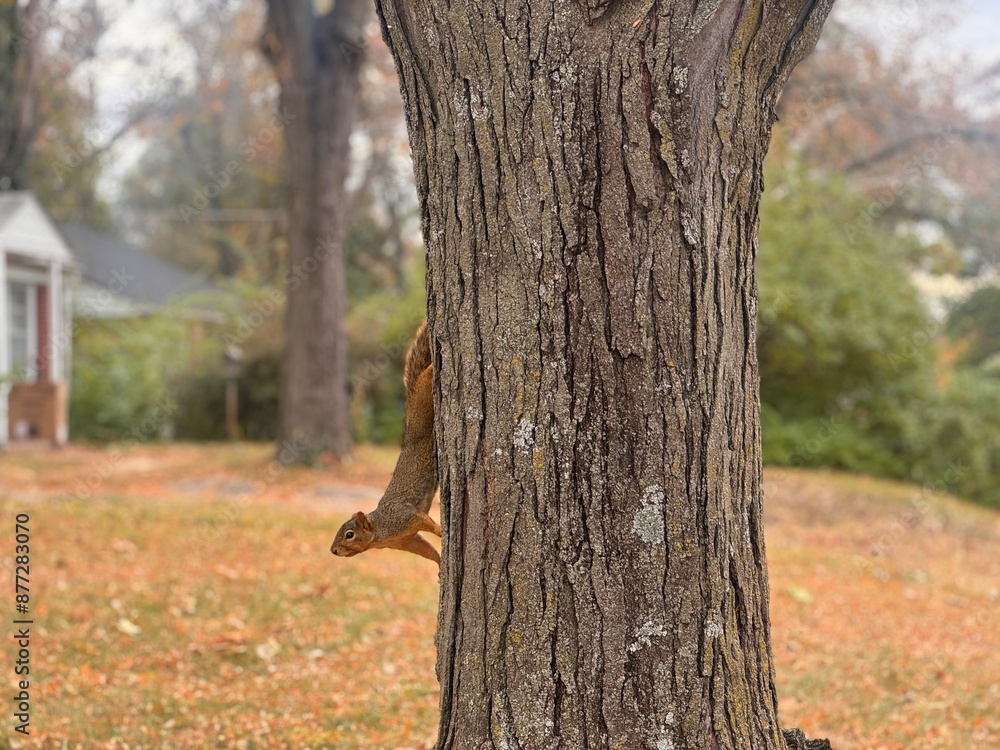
[345, 531, 355, 539]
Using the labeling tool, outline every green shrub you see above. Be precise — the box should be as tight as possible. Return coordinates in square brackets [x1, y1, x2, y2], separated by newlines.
[762, 373, 1000, 508]
[758, 160, 1000, 507]
[760, 403, 885, 473]
[171, 352, 279, 441]
[346, 272, 427, 444]
[169, 279, 282, 441]
[913, 372, 1000, 507]
[163, 271, 427, 445]
[758, 161, 931, 420]
[69, 315, 196, 441]
[946, 286, 1000, 367]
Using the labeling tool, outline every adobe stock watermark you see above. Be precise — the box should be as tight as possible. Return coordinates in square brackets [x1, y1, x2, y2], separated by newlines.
[904, 603, 994, 697]
[350, 313, 427, 394]
[781, 83, 837, 140]
[3, 266, 136, 384]
[69, 396, 178, 501]
[51, 119, 130, 183]
[841, 126, 957, 245]
[197, 435, 311, 543]
[207, 0, 241, 20]
[788, 415, 844, 467]
[178, 106, 296, 224]
[852, 460, 967, 579]
[211, 0, 364, 61]
[221, 236, 342, 348]
[881, 0, 937, 33]
[5, 3, 56, 54]
[758, 286, 802, 328]
[884, 316, 942, 373]
[52, 68, 172, 182]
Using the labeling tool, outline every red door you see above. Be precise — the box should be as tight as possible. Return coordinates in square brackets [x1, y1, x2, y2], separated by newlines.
[36, 284, 48, 382]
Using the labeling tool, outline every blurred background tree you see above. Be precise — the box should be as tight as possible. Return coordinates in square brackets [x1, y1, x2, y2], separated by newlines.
[0, 0, 42, 191]
[774, 2, 1000, 273]
[947, 286, 1000, 367]
[116, 3, 286, 279]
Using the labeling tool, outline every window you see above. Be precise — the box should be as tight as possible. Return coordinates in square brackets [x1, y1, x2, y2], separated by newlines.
[7, 281, 37, 383]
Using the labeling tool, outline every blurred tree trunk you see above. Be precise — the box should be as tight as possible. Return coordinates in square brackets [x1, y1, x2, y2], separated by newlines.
[377, 1, 833, 748]
[0, 0, 41, 189]
[263, 0, 367, 461]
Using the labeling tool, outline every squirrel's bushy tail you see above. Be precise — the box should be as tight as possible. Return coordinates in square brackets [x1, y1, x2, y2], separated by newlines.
[403, 321, 431, 394]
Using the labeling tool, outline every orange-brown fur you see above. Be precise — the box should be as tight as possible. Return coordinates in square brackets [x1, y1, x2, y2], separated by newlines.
[330, 322, 441, 564]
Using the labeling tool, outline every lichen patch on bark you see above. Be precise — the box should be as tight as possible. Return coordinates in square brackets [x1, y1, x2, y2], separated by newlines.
[632, 484, 667, 544]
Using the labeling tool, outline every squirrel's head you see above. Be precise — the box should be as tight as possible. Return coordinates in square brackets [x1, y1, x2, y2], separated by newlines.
[330, 511, 375, 557]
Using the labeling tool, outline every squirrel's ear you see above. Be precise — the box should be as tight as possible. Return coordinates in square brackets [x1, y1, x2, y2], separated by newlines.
[352, 511, 373, 532]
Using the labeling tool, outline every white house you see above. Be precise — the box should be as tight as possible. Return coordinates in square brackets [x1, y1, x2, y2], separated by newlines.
[0, 192, 75, 448]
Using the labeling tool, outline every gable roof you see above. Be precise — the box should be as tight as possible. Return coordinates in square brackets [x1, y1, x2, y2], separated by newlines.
[0, 191, 74, 263]
[60, 222, 214, 306]
[0, 193, 27, 228]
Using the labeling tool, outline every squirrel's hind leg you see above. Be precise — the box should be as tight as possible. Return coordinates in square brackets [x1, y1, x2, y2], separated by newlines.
[399, 533, 440, 565]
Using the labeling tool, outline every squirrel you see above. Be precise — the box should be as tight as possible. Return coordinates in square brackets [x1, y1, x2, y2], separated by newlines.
[330, 321, 442, 564]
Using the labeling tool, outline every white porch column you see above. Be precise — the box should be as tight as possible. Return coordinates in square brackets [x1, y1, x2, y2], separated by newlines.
[0, 249, 8, 447]
[63, 265, 72, 385]
[49, 258, 68, 445]
[48, 259, 62, 382]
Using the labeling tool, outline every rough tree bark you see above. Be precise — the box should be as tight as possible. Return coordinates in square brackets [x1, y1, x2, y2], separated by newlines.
[0, 0, 41, 190]
[262, 0, 368, 461]
[376, 1, 833, 748]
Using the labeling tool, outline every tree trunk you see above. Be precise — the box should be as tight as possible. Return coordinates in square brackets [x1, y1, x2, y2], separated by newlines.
[0, 0, 41, 190]
[263, 0, 368, 461]
[376, 1, 833, 748]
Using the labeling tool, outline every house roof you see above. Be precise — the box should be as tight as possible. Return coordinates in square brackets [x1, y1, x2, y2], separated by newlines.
[0, 193, 27, 228]
[60, 222, 214, 307]
[0, 191, 74, 263]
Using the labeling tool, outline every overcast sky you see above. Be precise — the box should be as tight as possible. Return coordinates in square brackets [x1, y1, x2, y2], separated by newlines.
[953, 0, 1000, 51]
[835, 0, 1000, 65]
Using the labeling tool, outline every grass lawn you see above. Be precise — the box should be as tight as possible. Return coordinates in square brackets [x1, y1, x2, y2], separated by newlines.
[1, 444, 997, 749]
